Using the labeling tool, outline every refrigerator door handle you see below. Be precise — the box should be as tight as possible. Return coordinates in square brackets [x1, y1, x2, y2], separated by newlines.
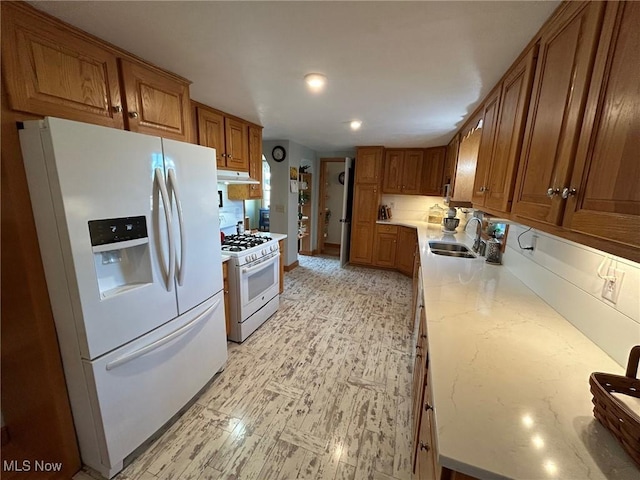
[155, 168, 176, 292]
[105, 298, 221, 371]
[167, 168, 186, 286]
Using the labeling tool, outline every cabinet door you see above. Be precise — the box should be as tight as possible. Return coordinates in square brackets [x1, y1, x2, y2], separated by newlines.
[197, 107, 226, 167]
[485, 45, 538, 213]
[1, 3, 124, 129]
[452, 113, 483, 203]
[224, 117, 249, 171]
[444, 134, 459, 187]
[397, 227, 418, 276]
[248, 125, 263, 199]
[512, 2, 605, 225]
[350, 184, 379, 264]
[355, 147, 383, 184]
[374, 233, 397, 267]
[382, 149, 404, 193]
[421, 147, 446, 196]
[120, 59, 191, 141]
[472, 86, 501, 206]
[402, 150, 424, 194]
[564, 1, 640, 251]
[222, 262, 230, 336]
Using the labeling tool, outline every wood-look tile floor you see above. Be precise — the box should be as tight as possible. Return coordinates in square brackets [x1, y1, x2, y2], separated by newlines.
[78, 255, 416, 480]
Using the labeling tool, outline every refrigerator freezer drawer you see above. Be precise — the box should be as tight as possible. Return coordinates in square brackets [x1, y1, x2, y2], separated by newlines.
[82, 291, 226, 476]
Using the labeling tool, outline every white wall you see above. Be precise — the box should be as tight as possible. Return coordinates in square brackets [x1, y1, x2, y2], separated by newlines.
[502, 224, 640, 368]
[263, 140, 317, 266]
[217, 183, 244, 236]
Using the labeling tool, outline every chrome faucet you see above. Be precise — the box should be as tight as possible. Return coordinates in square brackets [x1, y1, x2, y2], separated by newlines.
[466, 217, 483, 253]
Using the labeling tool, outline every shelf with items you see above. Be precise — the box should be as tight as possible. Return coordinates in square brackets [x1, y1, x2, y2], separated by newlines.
[298, 172, 312, 255]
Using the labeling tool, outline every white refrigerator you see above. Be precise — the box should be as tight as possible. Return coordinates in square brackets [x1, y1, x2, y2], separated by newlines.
[19, 117, 227, 478]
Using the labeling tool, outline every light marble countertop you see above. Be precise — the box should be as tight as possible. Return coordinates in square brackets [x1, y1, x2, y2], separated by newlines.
[379, 220, 638, 480]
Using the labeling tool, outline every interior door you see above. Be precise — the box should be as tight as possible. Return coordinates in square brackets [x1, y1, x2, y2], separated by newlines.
[162, 139, 223, 314]
[340, 158, 354, 267]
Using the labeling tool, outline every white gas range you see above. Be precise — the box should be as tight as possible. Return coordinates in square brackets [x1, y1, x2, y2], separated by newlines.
[221, 234, 280, 342]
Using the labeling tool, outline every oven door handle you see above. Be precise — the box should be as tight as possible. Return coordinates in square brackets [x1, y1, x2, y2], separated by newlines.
[241, 253, 279, 274]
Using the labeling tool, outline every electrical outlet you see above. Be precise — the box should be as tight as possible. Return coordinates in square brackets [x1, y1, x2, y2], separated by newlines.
[530, 234, 538, 252]
[601, 268, 625, 304]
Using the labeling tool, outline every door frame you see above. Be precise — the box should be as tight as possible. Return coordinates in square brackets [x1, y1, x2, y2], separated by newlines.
[317, 158, 346, 256]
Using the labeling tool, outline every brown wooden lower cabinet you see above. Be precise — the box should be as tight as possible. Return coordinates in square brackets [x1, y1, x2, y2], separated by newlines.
[373, 224, 398, 267]
[278, 239, 285, 294]
[222, 261, 230, 336]
[397, 226, 418, 276]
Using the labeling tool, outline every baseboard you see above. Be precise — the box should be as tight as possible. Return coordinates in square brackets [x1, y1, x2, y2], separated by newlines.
[1, 425, 9, 446]
[284, 261, 299, 272]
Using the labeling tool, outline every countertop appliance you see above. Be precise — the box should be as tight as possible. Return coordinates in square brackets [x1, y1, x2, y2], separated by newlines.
[221, 234, 280, 342]
[19, 117, 227, 478]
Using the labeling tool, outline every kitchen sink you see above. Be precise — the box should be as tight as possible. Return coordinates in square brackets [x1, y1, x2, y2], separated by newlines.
[428, 241, 477, 258]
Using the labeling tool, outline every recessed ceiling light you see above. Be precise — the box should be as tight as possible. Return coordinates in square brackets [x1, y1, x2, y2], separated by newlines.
[350, 120, 362, 131]
[304, 73, 327, 92]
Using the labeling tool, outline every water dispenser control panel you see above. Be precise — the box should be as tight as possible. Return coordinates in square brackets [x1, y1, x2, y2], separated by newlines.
[88, 216, 147, 246]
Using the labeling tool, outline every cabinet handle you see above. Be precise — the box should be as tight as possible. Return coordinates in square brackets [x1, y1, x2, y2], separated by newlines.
[421, 334, 427, 339]
[112, 106, 123, 113]
[546, 187, 560, 198]
[419, 442, 430, 452]
[416, 353, 422, 359]
[561, 187, 577, 199]
[424, 403, 433, 411]
[129, 111, 139, 118]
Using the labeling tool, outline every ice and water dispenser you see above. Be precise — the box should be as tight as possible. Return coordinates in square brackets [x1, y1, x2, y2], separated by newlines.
[88, 216, 153, 299]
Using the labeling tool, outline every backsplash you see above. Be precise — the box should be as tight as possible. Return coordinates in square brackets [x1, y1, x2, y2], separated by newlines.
[380, 194, 473, 225]
[502, 224, 640, 368]
[217, 183, 244, 235]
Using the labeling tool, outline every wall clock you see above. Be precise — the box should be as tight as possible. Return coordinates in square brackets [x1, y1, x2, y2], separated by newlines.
[338, 171, 345, 185]
[272, 145, 286, 162]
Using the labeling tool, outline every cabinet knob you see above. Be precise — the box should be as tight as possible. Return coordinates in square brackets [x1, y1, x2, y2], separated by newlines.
[129, 111, 139, 118]
[484, 186, 490, 192]
[561, 187, 577, 199]
[479, 186, 485, 192]
[547, 187, 560, 198]
[419, 441, 431, 452]
[421, 334, 427, 339]
[424, 403, 433, 411]
[112, 106, 123, 113]
[228, 155, 233, 159]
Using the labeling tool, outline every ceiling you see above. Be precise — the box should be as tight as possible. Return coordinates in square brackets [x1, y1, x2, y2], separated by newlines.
[29, 1, 559, 152]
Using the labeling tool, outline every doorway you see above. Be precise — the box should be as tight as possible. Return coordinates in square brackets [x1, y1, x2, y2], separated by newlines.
[317, 158, 348, 257]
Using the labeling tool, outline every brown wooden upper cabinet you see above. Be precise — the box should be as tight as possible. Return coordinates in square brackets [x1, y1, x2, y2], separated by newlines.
[421, 147, 446, 196]
[382, 149, 423, 194]
[227, 124, 263, 200]
[561, 1, 640, 253]
[119, 59, 191, 142]
[443, 134, 460, 193]
[450, 111, 483, 204]
[512, 1, 605, 225]
[354, 146, 384, 184]
[1, 3, 192, 142]
[472, 45, 538, 212]
[1, 3, 124, 129]
[195, 104, 249, 171]
[247, 125, 264, 198]
[472, 85, 502, 205]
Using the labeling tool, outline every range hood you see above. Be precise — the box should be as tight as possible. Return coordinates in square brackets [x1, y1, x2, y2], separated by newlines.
[216, 170, 260, 185]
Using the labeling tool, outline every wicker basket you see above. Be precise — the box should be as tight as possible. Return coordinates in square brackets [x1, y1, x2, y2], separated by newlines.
[589, 345, 640, 467]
